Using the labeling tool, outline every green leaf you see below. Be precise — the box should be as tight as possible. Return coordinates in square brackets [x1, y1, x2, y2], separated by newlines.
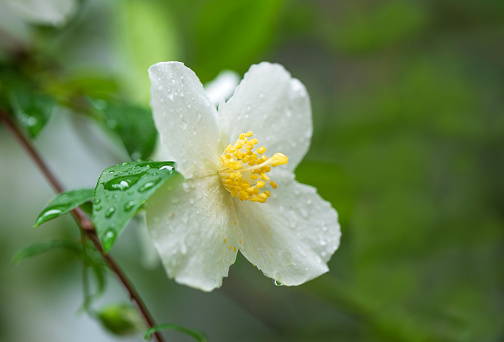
[91, 100, 157, 160]
[97, 303, 144, 336]
[144, 323, 207, 342]
[116, 0, 179, 104]
[93, 161, 178, 252]
[9, 87, 55, 138]
[192, 0, 284, 82]
[34, 188, 94, 227]
[13, 240, 82, 263]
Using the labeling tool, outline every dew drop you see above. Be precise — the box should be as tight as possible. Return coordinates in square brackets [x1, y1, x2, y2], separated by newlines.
[94, 198, 101, 205]
[102, 229, 116, 250]
[138, 178, 161, 192]
[104, 174, 142, 191]
[37, 208, 63, 224]
[273, 280, 284, 286]
[124, 200, 137, 212]
[105, 230, 115, 240]
[105, 207, 116, 218]
[299, 207, 308, 219]
[94, 205, 103, 212]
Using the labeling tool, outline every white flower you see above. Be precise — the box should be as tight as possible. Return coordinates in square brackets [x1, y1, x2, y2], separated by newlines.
[1, 0, 76, 27]
[147, 61, 341, 291]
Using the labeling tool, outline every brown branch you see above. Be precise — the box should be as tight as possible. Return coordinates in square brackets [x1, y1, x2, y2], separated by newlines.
[0, 108, 165, 342]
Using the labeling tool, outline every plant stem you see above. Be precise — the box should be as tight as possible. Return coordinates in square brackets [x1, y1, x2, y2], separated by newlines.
[0, 108, 165, 342]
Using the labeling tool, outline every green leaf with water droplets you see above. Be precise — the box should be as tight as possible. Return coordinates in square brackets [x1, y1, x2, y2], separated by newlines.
[144, 323, 208, 342]
[93, 161, 177, 252]
[34, 188, 94, 227]
[9, 87, 56, 139]
[90, 100, 157, 160]
[13, 240, 82, 263]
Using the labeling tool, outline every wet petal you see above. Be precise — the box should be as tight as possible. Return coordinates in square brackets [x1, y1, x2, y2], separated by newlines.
[149, 62, 220, 178]
[235, 171, 340, 285]
[145, 174, 240, 291]
[204, 70, 240, 106]
[218, 62, 312, 172]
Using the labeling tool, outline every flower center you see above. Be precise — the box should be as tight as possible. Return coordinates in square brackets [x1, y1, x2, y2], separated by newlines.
[218, 131, 288, 203]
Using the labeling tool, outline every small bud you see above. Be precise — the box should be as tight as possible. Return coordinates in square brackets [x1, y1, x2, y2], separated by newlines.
[97, 303, 145, 336]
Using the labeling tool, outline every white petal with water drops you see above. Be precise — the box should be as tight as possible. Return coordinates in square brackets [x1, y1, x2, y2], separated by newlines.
[234, 170, 340, 285]
[149, 62, 220, 179]
[146, 174, 241, 291]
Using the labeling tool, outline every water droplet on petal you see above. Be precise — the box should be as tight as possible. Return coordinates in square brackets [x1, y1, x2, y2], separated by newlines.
[273, 280, 284, 286]
[95, 205, 103, 212]
[299, 207, 308, 218]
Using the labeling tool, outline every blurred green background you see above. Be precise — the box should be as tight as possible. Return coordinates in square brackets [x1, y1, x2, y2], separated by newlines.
[0, 0, 503, 341]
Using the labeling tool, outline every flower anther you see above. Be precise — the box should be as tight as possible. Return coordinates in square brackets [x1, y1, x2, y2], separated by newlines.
[219, 131, 287, 203]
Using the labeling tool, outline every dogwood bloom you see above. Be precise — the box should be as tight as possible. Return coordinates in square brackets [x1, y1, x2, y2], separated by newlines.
[146, 61, 341, 291]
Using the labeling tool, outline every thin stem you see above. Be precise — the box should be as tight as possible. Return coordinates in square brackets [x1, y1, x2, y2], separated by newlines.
[0, 108, 165, 342]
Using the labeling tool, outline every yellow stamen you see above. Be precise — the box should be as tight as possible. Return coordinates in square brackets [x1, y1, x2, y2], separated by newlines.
[218, 131, 288, 203]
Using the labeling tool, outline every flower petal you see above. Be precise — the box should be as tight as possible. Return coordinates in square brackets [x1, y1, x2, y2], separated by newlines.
[145, 174, 240, 291]
[149, 62, 220, 178]
[5, 0, 77, 26]
[218, 62, 312, 172]
[204, 70, 240, 106]
[234, 171, 340, 285]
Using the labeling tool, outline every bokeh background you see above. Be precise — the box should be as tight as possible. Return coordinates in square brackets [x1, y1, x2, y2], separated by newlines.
[1, 0, 503, 341]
